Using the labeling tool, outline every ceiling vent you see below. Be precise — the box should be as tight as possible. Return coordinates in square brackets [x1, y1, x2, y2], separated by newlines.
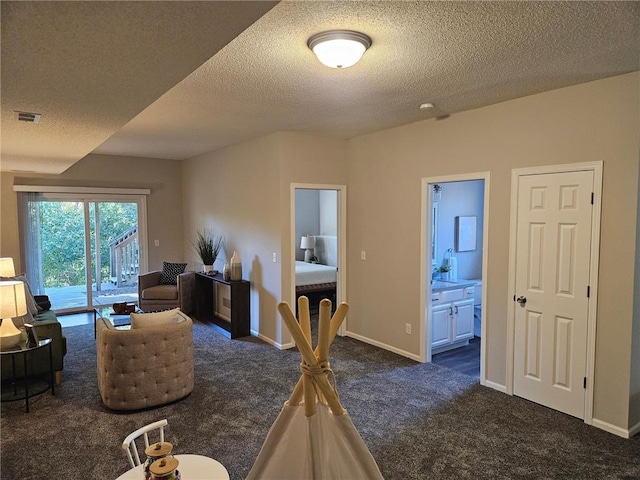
[16, 111, 41, 124]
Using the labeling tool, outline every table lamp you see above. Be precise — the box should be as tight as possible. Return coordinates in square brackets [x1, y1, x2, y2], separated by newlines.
[0, 280, 27, 348]
[0, 257, 16, 277]
[300, 236, 316, 263]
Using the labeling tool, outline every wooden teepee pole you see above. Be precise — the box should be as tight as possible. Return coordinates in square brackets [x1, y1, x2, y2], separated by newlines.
[297, 296, 316, 414]
[287, 301, 349, 407]
[278, 299, 347, 416]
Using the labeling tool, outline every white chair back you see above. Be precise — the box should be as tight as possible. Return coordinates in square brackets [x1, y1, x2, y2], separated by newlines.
[121, 419, 168, 468]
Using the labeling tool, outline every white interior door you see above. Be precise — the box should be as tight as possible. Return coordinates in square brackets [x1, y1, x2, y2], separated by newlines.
[513, 170, 594, 419]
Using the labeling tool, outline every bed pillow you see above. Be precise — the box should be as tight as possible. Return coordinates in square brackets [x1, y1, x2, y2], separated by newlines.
[159, 262, 187, 285]
[0, 274, 40, 314]
[130, 308, 181, 329]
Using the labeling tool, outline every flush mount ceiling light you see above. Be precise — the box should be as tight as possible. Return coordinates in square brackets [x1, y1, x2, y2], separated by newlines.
[307, 30, 372, 69]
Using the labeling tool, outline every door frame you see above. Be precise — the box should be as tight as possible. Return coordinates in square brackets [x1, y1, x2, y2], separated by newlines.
[420, 172, 491, 386]
[506, 161, 603, 424]
[290, 183, 347, 335]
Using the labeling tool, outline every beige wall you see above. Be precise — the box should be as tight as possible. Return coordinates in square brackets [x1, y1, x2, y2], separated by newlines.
[0, 174, 22, 265]
[182, 134, 283, 343]
[346, 72, 640, 430]
[181, 132, 347, 346]
[0, 153, 184, 272]
[631, 157, 640, 429]
[278, 132, 348, 345]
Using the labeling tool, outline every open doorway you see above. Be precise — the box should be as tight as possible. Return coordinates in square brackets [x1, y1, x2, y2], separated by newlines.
[421, 173, 489, 384]
[291, 184, 346, 338]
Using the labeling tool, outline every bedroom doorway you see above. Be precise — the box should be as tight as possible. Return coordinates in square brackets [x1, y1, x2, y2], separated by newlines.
[291, 184, 346, 337]
[421, 172, 490, 384]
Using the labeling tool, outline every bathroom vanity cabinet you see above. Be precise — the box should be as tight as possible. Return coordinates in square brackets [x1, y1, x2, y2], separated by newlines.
[431, 282, 475, 354]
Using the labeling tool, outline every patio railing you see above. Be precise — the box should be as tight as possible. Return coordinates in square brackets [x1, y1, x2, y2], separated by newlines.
[109, 227, 138, 287]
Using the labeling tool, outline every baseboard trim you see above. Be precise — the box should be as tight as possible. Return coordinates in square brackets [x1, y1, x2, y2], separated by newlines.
[483, 379, 507, 393]
[629, 419, 640, 438]
[345, 330, 421, 362]
[591, 418, 632, 438]
[251, 330, 294, 350]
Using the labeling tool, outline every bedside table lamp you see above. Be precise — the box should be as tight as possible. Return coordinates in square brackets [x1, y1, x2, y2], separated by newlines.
[0, 280, 27, 348]
[300, 236, 316, 263]
[0, 257, 16, 277]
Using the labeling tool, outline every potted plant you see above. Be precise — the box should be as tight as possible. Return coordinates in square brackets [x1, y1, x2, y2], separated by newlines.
[438, 261, 452, 281]
[193, 228, 223, 273]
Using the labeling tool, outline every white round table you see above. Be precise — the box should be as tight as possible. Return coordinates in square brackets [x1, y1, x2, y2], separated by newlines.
[116, 454, 229, 480]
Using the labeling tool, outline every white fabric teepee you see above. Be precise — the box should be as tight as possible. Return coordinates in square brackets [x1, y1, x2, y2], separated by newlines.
[246, 297, 384, 480]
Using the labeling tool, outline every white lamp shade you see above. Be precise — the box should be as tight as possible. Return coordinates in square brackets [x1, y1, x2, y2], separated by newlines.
[308, 30, 371, 69]
[0, 281, 27, 318]
[300, 236, 316, 250]
[0, 257, 16, 277]
[0, 281, 26, 348]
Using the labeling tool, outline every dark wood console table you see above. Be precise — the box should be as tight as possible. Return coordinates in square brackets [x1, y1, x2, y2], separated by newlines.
[195, 272, 250, 339]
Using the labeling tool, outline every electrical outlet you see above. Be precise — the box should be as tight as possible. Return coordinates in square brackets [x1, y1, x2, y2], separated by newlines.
[272, 252, 277, 263]
[154, 239, 159, 247]
[361, 250, 366, 260]
[405, 323, 412, 335]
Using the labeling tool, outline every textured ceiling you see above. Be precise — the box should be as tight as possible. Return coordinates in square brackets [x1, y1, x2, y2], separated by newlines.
[0, 1, 277, 173]
[2, 1, 639, 173]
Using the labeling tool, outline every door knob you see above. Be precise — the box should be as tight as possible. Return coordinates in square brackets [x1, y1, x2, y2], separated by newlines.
[516, 296, 527, 305]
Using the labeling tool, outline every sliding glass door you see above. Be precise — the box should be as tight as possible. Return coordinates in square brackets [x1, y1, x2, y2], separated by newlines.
[40, 199, 88, 310]
[19, 193, 147, 312]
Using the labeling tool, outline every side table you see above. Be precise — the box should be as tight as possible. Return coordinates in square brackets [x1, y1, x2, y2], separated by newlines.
[0, 337, 54, 412]
[116, 454, 229, 480]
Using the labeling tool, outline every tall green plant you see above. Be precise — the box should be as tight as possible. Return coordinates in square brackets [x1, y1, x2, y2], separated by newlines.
[193, 229, 223, 265]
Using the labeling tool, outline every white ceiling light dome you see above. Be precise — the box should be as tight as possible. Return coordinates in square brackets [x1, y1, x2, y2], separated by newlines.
[307, 30, 372, 69]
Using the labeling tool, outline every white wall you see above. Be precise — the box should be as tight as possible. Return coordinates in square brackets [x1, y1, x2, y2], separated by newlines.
[295, 189, 320, 261]
[319, 190, 337, 236]
[435, 179, 484, 280]
[294, 189, 338, 263]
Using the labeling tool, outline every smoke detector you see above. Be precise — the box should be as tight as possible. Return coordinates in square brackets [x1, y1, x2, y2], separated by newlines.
[15, 111, 41, 123]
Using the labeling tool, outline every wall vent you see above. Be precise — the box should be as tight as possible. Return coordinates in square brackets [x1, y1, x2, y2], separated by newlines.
[16, 111, 41, 123]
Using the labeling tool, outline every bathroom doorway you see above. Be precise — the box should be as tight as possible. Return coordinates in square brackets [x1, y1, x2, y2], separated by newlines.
[421, 173, 490, 384]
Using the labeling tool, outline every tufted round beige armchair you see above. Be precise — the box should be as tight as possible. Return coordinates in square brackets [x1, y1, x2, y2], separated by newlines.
[95, 312, 194, 410]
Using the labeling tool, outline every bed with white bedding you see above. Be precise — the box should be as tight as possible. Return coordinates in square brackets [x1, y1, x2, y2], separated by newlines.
[295, 261, 337, 286]
[295, 261, 337, 307]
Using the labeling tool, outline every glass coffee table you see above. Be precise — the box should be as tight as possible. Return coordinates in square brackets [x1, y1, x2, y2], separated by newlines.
[93, 306, 142, 338]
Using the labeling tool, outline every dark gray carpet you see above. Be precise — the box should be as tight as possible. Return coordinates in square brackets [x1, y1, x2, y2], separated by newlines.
[1, 321, 639, 479]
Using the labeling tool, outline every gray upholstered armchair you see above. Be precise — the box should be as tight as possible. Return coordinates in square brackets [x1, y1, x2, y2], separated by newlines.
[96, 311, 194, 410]
[138, 270, 194, 313]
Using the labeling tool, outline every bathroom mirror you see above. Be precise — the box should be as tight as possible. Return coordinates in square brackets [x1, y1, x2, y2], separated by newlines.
[456, 215, 477, 252]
